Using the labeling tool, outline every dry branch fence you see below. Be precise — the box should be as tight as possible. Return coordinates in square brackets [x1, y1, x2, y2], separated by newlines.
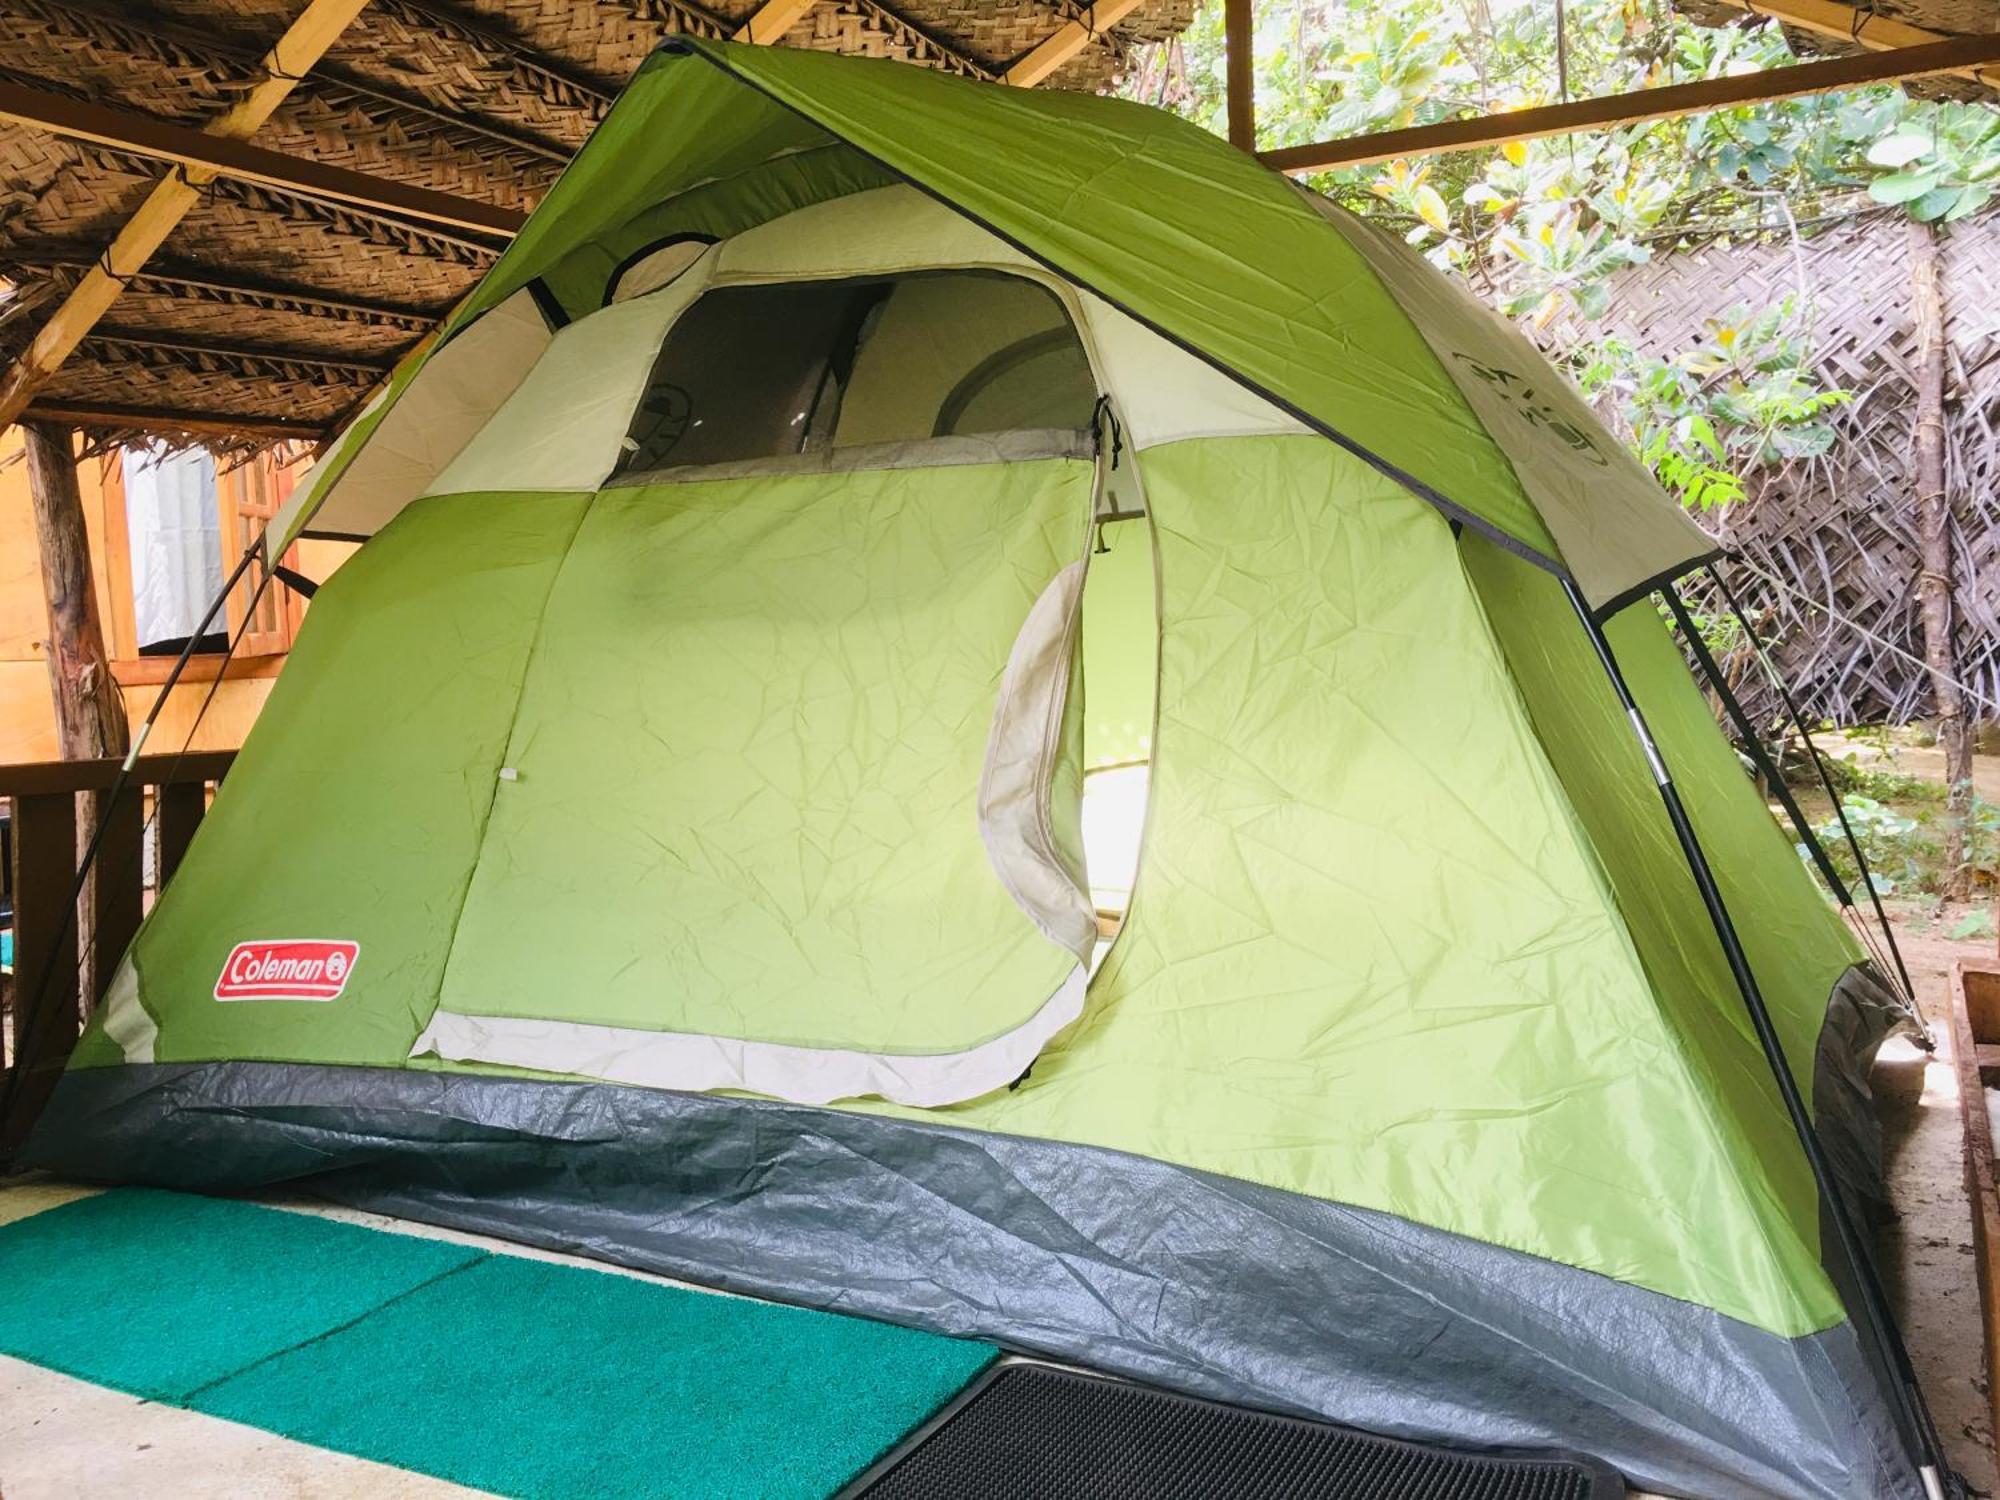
[1549, 207, 2000, 729]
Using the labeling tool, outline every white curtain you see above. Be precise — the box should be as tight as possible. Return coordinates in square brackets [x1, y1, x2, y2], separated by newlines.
[122, 443, 223, 649]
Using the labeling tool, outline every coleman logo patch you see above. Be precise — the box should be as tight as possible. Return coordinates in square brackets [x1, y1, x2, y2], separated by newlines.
[214, 940, 359, 1002]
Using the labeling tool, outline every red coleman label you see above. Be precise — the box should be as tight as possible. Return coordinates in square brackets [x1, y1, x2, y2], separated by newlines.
[214, 940, 359, 1002]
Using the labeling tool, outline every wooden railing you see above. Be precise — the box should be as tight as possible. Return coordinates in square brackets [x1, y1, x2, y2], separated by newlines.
[0, 751, 234, 1151]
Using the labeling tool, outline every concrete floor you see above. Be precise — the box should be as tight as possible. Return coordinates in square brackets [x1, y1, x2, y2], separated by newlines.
[1876, 912, 2000, 1497]
[1, 912, 1995, 1498]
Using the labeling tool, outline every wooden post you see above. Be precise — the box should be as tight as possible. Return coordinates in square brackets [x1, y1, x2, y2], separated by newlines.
[24, 424, 126, 762]
[1224, 0, 1255, 151]
[23, 421, 130, 1007]
[1909, 219, 1972, 897]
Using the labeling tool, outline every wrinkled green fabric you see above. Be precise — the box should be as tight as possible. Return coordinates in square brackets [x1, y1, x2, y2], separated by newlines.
[857, 435, 1841, 1338]
[1461, 535, 1861, 1101]
[77, 434, 1852, 1340]
[292, 43, 1558, 568]
[439, 462, 1090, 1052]
[654, 43, 1557, 555]
[95, 493, 589, 1069]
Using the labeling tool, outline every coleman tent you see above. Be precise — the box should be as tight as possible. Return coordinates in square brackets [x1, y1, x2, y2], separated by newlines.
[23, 39, 1945, 1500]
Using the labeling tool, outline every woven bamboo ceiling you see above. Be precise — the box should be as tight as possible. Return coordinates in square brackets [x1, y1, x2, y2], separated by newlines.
[0, 0, 1194, 449]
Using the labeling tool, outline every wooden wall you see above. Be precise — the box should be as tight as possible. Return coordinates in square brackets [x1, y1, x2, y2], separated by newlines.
[0, 429, 353, 763]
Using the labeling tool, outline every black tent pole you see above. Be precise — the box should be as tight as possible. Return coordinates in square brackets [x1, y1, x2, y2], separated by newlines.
[1662, 583, 1856, 906]
[0, 539, 264, 1159]
[1705, 563, 1925, 1027]
[1563, 579, 1953, 1500]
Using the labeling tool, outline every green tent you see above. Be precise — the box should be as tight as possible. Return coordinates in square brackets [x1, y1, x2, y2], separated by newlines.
[25, 39, 1940, 1499]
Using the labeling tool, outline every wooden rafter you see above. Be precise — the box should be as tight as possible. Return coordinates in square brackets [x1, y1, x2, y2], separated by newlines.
[84, 330, 390, 382]
[1259, 34, 2000, 174]
[1705, 0, 2000, 93]
[0, 84, 527, 238]
[13, 0, 574, 167]
[0, 0, 377, 435]
[1002, 0, 1147, 87]
[735, 0, 824, 46]
[20, 401, 328, 441]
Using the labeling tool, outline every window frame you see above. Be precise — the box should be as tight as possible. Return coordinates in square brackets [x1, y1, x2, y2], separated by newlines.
[99, 447, 308, 669]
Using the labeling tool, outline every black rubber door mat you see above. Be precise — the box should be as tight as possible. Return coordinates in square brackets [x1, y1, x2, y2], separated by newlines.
[843, 1363, 1627, 1500]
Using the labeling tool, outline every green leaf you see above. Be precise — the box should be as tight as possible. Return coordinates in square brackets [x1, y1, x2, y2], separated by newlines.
[1870, 169, 1942, 205]
[1944, 183, 1994, 221]
[1949, 910, 1996, 941]
[1866, 130, 1934, 169]
[1912, 185, 1960, 222]
[1413, 182, 1451, 230]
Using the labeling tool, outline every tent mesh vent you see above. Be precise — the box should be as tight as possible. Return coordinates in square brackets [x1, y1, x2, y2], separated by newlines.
[846, 1363, 1626, 1500]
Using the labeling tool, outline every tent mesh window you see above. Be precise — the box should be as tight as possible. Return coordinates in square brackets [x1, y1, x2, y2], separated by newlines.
[844, 1364, 1627, 1500]
[613, 271, 1097, 476]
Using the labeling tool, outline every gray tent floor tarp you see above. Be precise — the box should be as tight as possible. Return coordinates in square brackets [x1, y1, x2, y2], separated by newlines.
[27, 964, 1914, 1500]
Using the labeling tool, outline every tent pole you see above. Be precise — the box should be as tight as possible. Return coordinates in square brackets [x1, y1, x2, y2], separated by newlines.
[1704, 564, 1926, 1028]
[1561, 578, 1954, 1498]
[0, 537, 265, 1161]
[1665, 583, 1926, 1034]
[1662, 583, 1855, 904]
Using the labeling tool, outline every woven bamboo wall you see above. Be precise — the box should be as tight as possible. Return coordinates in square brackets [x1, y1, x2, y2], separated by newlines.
[1550, 208, 2000, 728]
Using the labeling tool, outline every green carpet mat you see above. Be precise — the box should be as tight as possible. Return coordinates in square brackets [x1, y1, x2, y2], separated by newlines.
[0, 1188, 996, 1498]
[0, 1188, 481, 1402]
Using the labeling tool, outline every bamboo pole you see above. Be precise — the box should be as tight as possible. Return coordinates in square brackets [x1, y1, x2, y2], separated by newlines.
[0, 0, 377, 436]
[1002, 0, 1149, 87]
[1910, 218, 1972, 898]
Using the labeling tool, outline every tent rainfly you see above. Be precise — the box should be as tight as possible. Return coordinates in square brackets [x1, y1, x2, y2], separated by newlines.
[21, 39, 1953, 1500]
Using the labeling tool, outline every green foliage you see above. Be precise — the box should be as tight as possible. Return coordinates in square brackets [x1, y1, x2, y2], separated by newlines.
[1803, 794, 1918, 896]
[1124, 0, 1998, 513]
[1802, 792, 2000, 898]
[1810, 753, 1946, 806]
[1862, 104, 2000, 223]
[1948, 908, 1996, 942]
[1574, 298, 1850, 508]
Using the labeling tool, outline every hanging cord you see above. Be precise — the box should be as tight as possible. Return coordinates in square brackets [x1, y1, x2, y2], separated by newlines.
[0, 536, 271, 1154]
[1564, 580, 1959, 1500]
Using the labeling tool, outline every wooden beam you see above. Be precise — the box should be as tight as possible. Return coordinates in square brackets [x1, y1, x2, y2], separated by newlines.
[0, 0, 377, 435]
[1260, 34, 2000, 174]
[34, 0, 573, 167]
[0, 84, 528, 238]
[1705, 0, 2000, 91]
[735, 0, 823, 45]
[21, 402, 329, 442]
[0, 752, 238, 798]
[1224, 0, 1255, 149]
[1002, 0, 1149, 87]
